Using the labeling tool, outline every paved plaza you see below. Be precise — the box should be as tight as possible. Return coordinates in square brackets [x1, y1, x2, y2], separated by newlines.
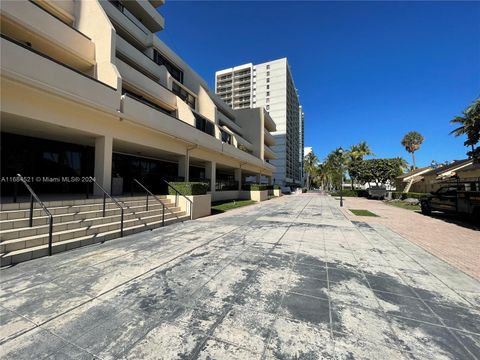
[340, 196, 480, 279]
[1, 194, 479, 359]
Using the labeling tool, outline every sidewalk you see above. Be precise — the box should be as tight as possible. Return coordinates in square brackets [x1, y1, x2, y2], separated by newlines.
[1, 194, 479, 359]
[339, 196, 480, 280]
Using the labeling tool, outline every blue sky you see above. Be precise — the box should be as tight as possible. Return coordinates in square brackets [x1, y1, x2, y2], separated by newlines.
[158, 1, 480, 167]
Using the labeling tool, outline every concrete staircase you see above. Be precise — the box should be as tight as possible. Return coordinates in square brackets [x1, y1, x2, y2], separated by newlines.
[0, 195, 189, 266]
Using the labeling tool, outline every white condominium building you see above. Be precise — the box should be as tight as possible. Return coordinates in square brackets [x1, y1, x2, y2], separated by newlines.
[215, 58, 304, 186]
[0, 0, 276, 199]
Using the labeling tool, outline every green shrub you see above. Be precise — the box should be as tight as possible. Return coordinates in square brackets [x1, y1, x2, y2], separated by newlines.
[168, 182, 209, 196]
[302, 188, 308, 193]
[330, 189, 358, 197]
[242, 184, 268, 191]
[356, 190, 369, 197]
[273, 185, 281, 190]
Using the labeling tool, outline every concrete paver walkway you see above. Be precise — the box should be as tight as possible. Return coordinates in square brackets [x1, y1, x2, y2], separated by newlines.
[340, 196, 480, 279]
[1, 194, 479, 359]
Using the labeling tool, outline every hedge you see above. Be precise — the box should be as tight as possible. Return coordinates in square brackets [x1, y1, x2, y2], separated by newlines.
[168, 182, 209, 196]
[391, 192, 426, 200]
[330, 189, 369, 197]
[242, 184, 268, 191]
[302, 188, 308, 193]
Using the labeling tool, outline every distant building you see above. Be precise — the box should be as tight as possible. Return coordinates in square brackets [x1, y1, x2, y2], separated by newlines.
[215, 58, 303, 186]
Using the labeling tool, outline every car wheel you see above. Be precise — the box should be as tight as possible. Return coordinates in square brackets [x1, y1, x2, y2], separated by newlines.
[421, 201, 431, 215]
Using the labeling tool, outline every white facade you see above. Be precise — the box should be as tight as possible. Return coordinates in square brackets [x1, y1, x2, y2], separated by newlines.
[215, 58, 304, 186]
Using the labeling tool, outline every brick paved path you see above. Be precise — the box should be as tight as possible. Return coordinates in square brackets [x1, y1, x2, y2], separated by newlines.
[1, 194, 479, 359]
[339, 196, 480, 280]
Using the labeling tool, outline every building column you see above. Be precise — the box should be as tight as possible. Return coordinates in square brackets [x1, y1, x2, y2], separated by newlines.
[206, 161, 216, 193]
[178, 154, 190, 181]
[234, 168, 242, 190]
[256, 174, 261, 184]
[268, 176, 273, 185]
[94, 135, 113, 195]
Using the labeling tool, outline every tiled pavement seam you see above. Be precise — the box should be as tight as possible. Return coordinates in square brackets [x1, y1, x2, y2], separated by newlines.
[0, 197, 314, 360]
[342, 218, 479, 359]
[0, 201, 301, 347]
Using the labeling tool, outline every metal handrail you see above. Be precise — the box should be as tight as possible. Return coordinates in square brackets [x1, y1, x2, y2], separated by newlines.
[132, 179, 171, 226]
[89, 177, 125, 237]
[16, 174, 54, 256]
[163, 180, 193, 220]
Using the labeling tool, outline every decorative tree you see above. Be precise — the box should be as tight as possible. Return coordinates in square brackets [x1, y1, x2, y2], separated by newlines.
[401, 131, 424, 169]
[450, 98, 480, 162]
[304, 151, 319, 189]
[346, 141, 373, 189]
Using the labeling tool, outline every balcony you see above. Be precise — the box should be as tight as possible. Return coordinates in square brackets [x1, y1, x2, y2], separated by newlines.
[0, 0, 95, 72]
[116, 35, 159, 79]
[116, 58, 176, 110]
[0, 36, 118, 112]
[264, 131, 275, 147]
[32, 0, 75, 25]
[264, 145, 276, 160]
[122, 95, 226, 154]
[122, 0, 165, 32]
[264, 111, 277, 132]
[102, 0, 152, 49]
[149, 0, 165, 8]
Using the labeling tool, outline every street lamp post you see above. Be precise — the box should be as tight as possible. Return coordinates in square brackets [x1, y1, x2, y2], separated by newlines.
[338, 148, 344, 207]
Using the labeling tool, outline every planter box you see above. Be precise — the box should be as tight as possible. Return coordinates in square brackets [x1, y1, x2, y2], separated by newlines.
[273, 189, 282, 197]
[167, 194, 211, 219]
[250, 190, 268, 202]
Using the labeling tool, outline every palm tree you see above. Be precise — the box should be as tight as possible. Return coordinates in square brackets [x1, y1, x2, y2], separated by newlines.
[304, 151, 319, 189]
[450, 98, 480, 160]
[347, 141, 373, 189]
[401, 131, 424, 169]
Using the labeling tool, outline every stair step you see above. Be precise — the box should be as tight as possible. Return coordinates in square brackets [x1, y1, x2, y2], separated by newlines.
[0, 215, 190, 266]
[0, 195, 167, 211]
[0, 199, 170, 220]
[0, 200, 177, 226]
[0, 211, 187, 253]
[0, 206, 182, 236]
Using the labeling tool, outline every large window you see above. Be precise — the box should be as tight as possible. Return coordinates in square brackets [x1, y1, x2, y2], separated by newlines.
[194, 113, 215, 136]
[153, 49, 183, 83]
[172, 82, 196, 109]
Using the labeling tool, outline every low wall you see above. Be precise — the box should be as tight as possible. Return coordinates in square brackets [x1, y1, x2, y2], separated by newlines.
[273, 189, 282, 197]
[166, 194, 211, 220]
[250, 190, 268, 202]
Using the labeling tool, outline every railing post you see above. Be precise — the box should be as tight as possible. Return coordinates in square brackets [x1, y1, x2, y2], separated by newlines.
[162, 203, 165, 227]
[29, 194, 34, 227]
[13, 181, 18, 203]
[146, 193, 149, 211]
[48, 216, 53, 256]
[120, 208, 124, 237]
[103, 193, 106, 217]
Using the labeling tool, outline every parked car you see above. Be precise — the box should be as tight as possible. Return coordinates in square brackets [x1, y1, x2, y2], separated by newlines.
[420, 180, 480, 222]
[368, 186, 387, 200]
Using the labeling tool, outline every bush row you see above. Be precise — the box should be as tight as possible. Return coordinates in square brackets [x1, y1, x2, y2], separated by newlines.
[168, 182, 209, 196]
[329, 189, 369, 197]
[242, 184, 281, 191]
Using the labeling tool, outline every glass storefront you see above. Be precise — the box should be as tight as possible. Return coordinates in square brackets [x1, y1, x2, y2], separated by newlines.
[1, 132, 94, 196]
[112, 152, 180, 195]
[1, 133, 182, 197]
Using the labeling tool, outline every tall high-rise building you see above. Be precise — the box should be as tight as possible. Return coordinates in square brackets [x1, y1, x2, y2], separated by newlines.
[215, 58, 304, 186]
